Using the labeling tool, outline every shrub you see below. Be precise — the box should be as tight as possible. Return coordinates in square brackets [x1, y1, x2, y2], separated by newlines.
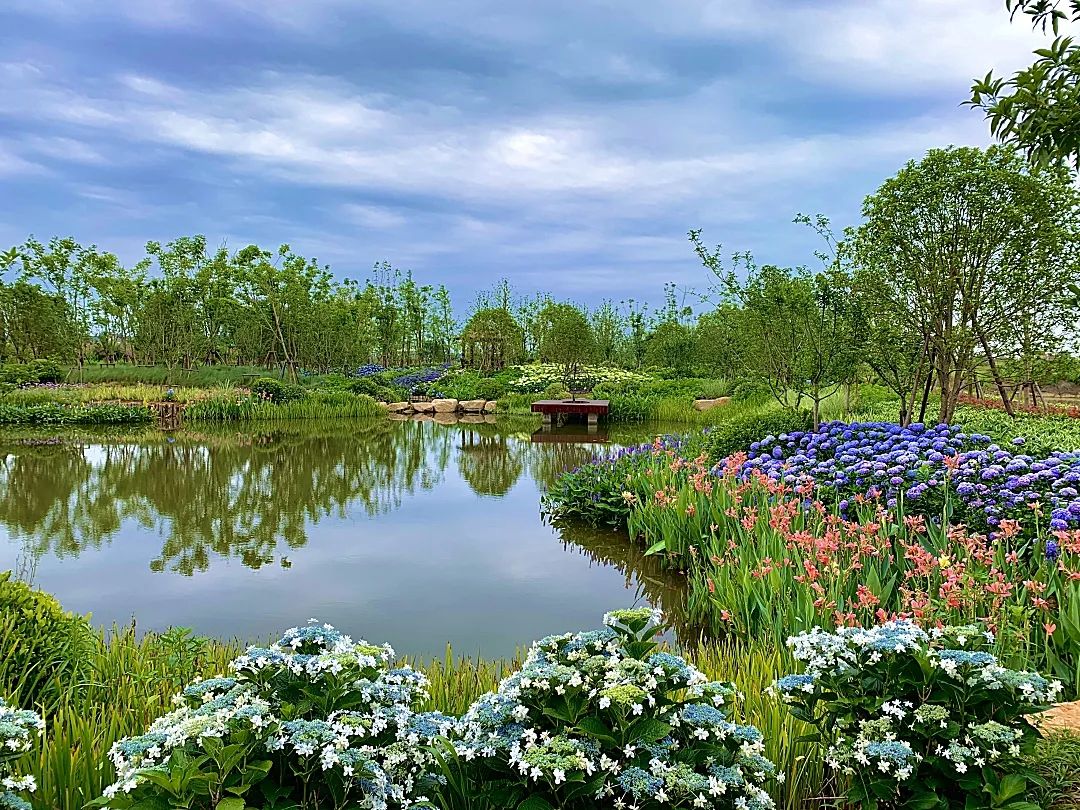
[543, 381, 571, 399]
[250, 377, 306, 404]
[774, 620, 1063, 810]
[509, 364, 653, 394]
[0, 697, 43, 810]
[0, 403, 154, 425]
[347, 376, 397, 402]
[472, 377, 505, 401]
[0, 571, 93, 706]
[731, 379, 772, 404]
[703, 408, 812, 462]
[448, 607, 778, 810]
[93, 621, 448, 810]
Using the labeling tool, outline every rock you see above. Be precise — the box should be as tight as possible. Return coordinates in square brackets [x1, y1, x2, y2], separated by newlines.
[483, 414, 497, 423]
[693, 397, 731, 412]
[1033, 700, 1080, 733]
[460, 399, 486, 413]
[433, 412, 459, 425]
[432, 398, 459, 413]
[460, 414, 485, 423]
[387, 402, 413, 413]
[414, 401, 435, 413]
[482, 400, 497, 413]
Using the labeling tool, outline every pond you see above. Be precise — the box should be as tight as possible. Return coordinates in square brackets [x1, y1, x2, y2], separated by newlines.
[0, 417, 692, 659]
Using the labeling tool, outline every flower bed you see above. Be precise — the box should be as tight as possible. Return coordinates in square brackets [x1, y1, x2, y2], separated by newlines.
[0, 698, 43, 810]
[543, 424, 1080, 692]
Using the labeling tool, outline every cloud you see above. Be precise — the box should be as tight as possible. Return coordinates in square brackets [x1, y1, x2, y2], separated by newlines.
[0, 0, 1045, 302]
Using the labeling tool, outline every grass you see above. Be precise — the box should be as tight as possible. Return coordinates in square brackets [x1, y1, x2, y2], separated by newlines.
[3, 383, 226, 406]
[64, 364, 277, 387]
[1028, 732, 1080, 810]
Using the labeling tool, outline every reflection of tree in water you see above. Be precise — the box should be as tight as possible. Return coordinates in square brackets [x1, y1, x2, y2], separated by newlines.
[0, 420, 681, 581]
[556, 521, 703, 647]
[0, 420, 460, 575]
[456, 430, 525, 497]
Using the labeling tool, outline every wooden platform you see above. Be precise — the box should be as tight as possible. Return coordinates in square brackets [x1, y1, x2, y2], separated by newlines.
[530, 399, 609, 426]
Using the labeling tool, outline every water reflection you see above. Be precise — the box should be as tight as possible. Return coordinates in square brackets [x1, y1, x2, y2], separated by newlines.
[0, 419, 680, 656]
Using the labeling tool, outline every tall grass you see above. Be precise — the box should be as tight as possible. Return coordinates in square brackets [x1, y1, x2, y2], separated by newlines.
[185, 390, 385, 421]
[64, 364, 275, 387]
[3, 383, 225, 406]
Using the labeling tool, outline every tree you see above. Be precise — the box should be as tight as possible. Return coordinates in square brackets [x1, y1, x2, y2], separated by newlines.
[855, 146, 1080, 423]
[645, 320, 696, 376]
[969, 1, 1080, 169]
[691, 223, 861, 428]
[537, 303, 597, 400]
[461, 307, 523, 371]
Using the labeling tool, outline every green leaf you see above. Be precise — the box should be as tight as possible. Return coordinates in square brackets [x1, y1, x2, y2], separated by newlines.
[516, 797, 555, 810]
[631, 717, 671, 743]
[216, 798, 246, 810]
[644, 539, 667, 555]
[575, 716, 617, 743]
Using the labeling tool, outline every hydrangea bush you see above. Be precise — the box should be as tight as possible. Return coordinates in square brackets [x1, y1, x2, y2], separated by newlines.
[91, 622, 448, 810]
[0, 698, 43, 810]
[739, 421, 1080, 535]
[446, 608, 778, 810]
[508, 364, 653, 394]
[773, 621, 1063, 810]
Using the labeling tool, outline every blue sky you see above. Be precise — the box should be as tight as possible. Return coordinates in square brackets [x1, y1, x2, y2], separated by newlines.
[0, 0, 1054, 307]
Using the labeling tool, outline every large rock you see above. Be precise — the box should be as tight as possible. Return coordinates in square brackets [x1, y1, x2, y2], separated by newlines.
[693, 397, 731, 412]
[482, 400, 497, 413]
[387, 402, 413, 413]
[460, 399, 486, 413]
[433, 412, 459, 425]
[432, 398, 459, 413]
[413, 400, 435, 413]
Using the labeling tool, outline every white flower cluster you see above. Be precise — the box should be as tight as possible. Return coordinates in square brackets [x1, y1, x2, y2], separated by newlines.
[508, 363, 653, 394]
[0, 699, 43, 810]
[775, 620, 1063, 803]
[456, 608, 777, 810]
[101, 621, 442, 810]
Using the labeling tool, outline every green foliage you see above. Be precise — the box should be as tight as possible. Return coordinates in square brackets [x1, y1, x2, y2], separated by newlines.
[0, 571, 93, 708]
[0, 360, 64, 387]
[774, 622, 1063, 810]
[536, 303, 598, 394]
[731, 379, 773, 404]
[249, 376, 306, 404]
[703, 408, 812, 462]
[1026, 732, 1080, 810]
[953, 404, 1080, 454]
[0, 403, 154, 425]
[968, 1, 1080, 169]
[345, 375, 400, 402]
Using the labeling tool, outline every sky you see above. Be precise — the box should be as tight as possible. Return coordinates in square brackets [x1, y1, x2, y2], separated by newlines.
[0, 0, 1057, 308]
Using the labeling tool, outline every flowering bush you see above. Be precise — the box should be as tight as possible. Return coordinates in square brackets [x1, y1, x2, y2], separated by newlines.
[545, 432, 1080, 692]
[773, 620, 1063, 810]
[92, 622, 448, 810]
[446, 607, 778, 810]
[508, 364, 653, 394]
[392, 365, 452, 396]
[0, 698, 43, 810]
[739, 421, 1080, 535]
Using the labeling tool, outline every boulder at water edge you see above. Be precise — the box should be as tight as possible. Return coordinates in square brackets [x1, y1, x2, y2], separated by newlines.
[432, 398, 459, 413]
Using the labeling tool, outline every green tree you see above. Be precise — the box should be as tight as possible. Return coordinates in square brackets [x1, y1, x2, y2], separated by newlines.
[969, 1, 1080, 169]
[645, 320, 696, 376]
[461, 307, 524, 371]
[537, 302, 597, 400]
[855, 146, 1080, 423]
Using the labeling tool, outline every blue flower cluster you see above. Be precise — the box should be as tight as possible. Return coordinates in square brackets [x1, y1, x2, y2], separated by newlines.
[0, 699, 43, 810]
[738, 421, 1080, 533]
[353, 364, 386, 377]
[392, 364, 452, 394]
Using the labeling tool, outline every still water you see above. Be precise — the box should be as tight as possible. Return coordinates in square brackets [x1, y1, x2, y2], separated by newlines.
[0, 417, 689, 658]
